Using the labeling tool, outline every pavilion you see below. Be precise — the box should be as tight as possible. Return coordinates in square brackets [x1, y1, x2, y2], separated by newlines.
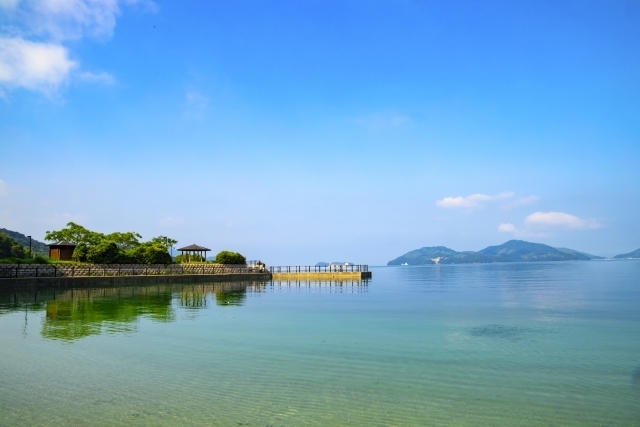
[177, 244, 211, 263]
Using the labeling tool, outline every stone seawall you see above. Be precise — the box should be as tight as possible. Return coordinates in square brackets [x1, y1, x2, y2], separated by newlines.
[0, 273, 272, 292]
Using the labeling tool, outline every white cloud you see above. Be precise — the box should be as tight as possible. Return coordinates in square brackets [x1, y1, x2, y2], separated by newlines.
[436, 192, 514, 209]
[0, 179, 8, 196]
[0, 37, 77, 95]
[525, 211, 601, 229]
[29, 0, 156, 41]
[0, 0, 155, 96]
[159, 217, 185, 227]
[498, 223, 517, 233]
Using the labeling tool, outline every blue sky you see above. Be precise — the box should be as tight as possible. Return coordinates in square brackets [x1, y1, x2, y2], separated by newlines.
[1, 0, 639, 263]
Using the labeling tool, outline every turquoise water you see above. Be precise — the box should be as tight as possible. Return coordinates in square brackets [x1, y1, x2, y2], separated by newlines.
[1, 261, 639, 426]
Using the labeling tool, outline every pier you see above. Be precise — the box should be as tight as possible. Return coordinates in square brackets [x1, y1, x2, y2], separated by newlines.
[0, 263, 371, 291]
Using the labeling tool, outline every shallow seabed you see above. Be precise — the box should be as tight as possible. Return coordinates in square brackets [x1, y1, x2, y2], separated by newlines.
[1, 261, 639, 426]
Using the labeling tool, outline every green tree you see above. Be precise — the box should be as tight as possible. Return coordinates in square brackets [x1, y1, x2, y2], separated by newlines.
[104, 232, 142, 250]
[126, 243, 172, 264]
[150, 236, 178, 250]
[213, 251, 246, 265]
[71, 243, 88, 262]
[0, 233, 26, 259]
[45, 222, 104, 246]
[86, 242, 128, 264]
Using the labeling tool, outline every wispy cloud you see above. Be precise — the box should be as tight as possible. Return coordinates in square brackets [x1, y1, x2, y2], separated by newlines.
[499, 211, 602, 237]
[525, 211, 602, 229]
[0, 0, 155, 97]
[78, 71, 114, 84]
[436, 192, 514, 209]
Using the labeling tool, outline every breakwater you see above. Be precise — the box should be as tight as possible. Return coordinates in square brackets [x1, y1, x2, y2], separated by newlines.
[0, 264, 371, 291]
[269, 265, 371, 280]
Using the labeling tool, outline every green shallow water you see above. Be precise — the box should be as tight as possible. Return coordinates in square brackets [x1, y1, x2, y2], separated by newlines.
[1, 261, 639, 426]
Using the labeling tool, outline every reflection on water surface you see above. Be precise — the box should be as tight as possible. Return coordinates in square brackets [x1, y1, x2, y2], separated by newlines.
[0, 279, 368, 341]
[0, 263, 638, 427]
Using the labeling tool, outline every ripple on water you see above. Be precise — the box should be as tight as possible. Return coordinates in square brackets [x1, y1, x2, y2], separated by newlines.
[465, 324, 552, 341]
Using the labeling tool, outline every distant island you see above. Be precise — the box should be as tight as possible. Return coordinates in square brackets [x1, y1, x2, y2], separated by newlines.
[388, 240, 607, 265]
[613, 247, 640, 259]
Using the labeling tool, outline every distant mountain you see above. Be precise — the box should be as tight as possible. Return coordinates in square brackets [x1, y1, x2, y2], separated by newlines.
[478, 240, 590, 262]
[613, 248, 640, 259]
[556, 247, 604, 260]
[387, 246, 493, 265]
[388, 240, 594, 265]
[0, 228, 49, 255]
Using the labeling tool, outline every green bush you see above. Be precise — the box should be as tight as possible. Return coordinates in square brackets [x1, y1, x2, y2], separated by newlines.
[175, 253, 204, 263]
[213, 251, 246, 265]
[72, 242, 88, 262]
[126, 243, 172, 265]
[86, 242, 127, 264]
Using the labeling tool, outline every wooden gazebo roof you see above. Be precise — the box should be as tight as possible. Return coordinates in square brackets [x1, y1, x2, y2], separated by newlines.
[177, 244, 211, 251]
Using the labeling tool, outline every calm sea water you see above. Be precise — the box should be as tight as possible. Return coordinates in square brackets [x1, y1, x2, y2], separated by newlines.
[1, 261, 639, 426]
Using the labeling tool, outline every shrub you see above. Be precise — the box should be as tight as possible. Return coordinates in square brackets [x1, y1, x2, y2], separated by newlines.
[175, 253, 204, 263]
[86, 242, 126, 264]
[126, 243, 172, 265]
[72, 242, 88, 262]
[213, 251, 246, 265]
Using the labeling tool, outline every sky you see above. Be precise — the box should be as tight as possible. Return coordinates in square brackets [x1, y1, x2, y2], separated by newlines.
[0, 0, 639, 264]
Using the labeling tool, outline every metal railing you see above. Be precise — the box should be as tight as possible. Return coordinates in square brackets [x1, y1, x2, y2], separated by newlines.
[0, 264, 265, 279]
[269, 265, 368, 273]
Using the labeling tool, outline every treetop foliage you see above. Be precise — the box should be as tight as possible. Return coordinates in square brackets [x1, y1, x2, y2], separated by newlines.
[44, 222, 176, 265]
[0, 232, 26, 259]
[212, 250, 246, 265]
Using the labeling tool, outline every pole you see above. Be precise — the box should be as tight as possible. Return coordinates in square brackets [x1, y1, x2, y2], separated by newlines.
[27, 236, 32, 258]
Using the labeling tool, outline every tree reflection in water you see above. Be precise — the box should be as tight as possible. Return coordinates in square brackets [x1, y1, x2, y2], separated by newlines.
[43, 288, 174, 341]
[214, 289, 246, 306]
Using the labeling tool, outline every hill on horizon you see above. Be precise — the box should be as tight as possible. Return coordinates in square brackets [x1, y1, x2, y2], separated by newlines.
[613, 247, 640, 259]
[0, 228, 49, 256]
[388, 240, 601, 265]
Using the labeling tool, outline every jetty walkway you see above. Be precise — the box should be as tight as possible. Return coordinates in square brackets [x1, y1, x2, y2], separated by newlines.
[0, 263, 371, 291]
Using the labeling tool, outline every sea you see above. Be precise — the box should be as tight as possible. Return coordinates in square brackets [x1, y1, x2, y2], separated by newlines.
[0, 260, 639, 426]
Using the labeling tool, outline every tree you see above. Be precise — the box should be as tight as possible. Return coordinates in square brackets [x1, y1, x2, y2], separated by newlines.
[104, 232, 142, 250]
[72, 243, 89, 262]
[0, 233, 26, 259]
[150, 236, 178, 250]
[45, 222, 104, 246]
[126, 243, 172, 264]
[213, 251, 246, 265]
[86, 242, 127, 264]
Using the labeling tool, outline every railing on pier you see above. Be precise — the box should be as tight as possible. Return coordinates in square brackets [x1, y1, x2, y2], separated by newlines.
[269, 265, 368, 273]
[0, 264, 264, 279]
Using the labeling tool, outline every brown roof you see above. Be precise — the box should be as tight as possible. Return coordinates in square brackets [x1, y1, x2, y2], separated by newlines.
[177, 244, 211, 251]
[48, 241, 77, 247]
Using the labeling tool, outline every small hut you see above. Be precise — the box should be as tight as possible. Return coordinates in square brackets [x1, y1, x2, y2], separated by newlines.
[48, 241, 77, 261]
[177, 244, 211, 263]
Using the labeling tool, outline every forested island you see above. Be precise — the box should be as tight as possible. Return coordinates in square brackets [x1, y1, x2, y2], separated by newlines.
[388, 240, 612, 265]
